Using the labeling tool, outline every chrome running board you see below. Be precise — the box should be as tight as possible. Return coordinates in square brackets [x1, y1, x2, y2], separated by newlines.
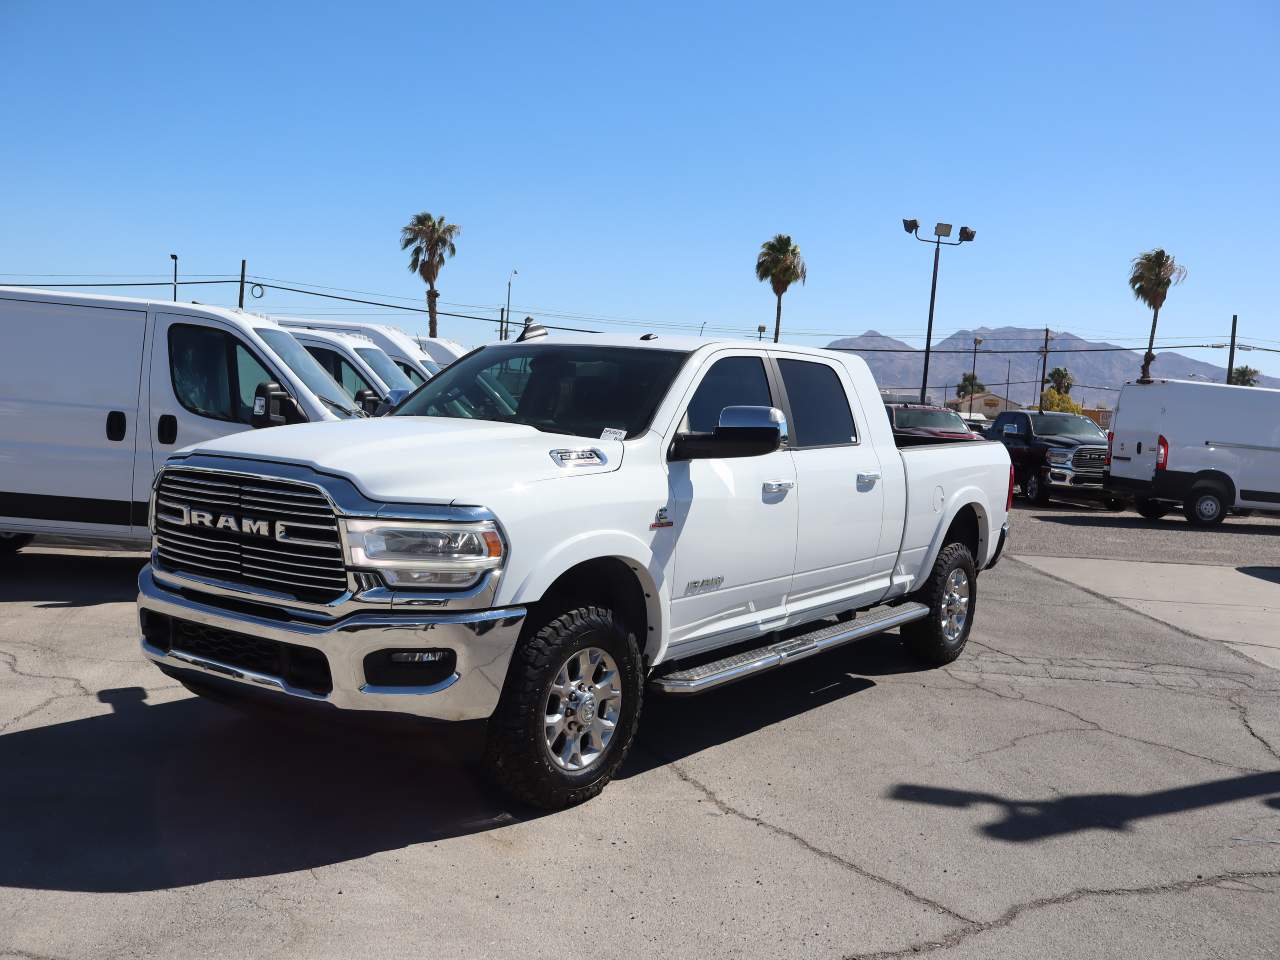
[651, 601, 929, 695]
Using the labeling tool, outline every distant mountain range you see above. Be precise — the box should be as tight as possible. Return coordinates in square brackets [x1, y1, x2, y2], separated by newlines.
[826, 326, 1279, 408]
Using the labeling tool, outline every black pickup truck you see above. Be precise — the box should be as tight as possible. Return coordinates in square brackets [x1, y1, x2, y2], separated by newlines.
[988, 410, 1122, 509]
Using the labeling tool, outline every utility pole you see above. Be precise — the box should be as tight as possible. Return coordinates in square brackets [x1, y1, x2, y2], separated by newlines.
[1037, 327, 1051, 413]
[968, 336, 984, 416]
[1003, 359, 1011, 411]
[169, 253, 178, 302]
[237, 259, 247, 309]
[498, 307, 506, 341]
[1226, 314, 1238, 384]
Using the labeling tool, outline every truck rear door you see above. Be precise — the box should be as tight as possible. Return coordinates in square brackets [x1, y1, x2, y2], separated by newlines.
[774, 355, 891, 614]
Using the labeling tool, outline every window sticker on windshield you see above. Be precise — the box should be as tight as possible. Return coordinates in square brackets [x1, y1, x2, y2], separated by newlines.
[600, 427, 626, 441]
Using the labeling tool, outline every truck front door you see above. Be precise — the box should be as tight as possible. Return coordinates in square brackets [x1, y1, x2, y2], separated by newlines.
[667, 354, 798, 649]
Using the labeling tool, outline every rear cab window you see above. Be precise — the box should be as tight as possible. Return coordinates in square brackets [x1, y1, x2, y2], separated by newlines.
[776, 358, 857, 448]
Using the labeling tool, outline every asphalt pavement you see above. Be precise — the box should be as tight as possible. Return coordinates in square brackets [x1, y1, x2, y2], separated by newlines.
[1, 507, 1278, 959]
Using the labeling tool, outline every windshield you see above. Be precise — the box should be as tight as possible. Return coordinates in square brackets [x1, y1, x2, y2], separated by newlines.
[394, 343, 688, 439]
[255, 328, 359, 417]
[1030, 414, 1105, 439]
[893, 408, 970, 432]
[355, 346, 414, 391]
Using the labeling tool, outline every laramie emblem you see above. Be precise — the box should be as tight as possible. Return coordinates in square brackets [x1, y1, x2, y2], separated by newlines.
[168, 503, 276, 538]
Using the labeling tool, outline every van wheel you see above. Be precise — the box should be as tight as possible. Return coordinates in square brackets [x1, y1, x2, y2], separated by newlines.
[485, 605, 643, 810]
[1134, 498, 1170, 520]
[1184, 485, 1227, 527]
[901, 542, 977, 666]
[1023, 472, 1050, 506]
[0, 532, 34, 555]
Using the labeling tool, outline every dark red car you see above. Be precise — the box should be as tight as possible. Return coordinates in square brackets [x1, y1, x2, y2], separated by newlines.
[884, 403, 983, 444]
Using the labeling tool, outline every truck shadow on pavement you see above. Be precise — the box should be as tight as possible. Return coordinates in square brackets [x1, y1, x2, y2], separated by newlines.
[1032, 514, 1279, 535]
[888, 774, 1280, 842]
[1238, 565, 1280, 585]
[0, 550, 148, 607]
[0, 633, 928, 893]
[0, 686, 522, 893]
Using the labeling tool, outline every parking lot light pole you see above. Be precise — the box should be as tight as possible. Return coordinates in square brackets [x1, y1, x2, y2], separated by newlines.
[169, 253, 178, 302]
[902, 220, 976, 403]
[968, 336, 983, 415]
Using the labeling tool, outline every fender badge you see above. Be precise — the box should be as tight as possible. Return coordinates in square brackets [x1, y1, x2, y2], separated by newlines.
[650, 507, 674, 530]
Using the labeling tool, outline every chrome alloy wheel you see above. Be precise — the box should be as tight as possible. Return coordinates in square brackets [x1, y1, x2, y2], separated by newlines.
[940, 568, 970, 643]
[543, 646, 622, 772]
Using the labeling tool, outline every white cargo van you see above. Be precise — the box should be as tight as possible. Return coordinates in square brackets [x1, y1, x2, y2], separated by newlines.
[275, 318, 444, 386]
[1104, 378, 1280, 526]
[284, 327, 414, 409]
[0, 287, 362, 553]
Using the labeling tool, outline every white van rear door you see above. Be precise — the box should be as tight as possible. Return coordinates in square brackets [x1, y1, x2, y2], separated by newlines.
[0, 295, 146, 532]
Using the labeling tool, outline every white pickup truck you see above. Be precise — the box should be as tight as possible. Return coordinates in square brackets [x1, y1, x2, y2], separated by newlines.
[137, 334, 1012, 808]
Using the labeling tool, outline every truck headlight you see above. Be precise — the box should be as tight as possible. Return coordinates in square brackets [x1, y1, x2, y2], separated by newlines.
[342, 519, 504, 588]
[1046, 449, 1071, 465]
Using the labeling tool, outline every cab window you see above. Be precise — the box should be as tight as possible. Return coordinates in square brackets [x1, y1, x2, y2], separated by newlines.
[777, 359, 856, 447]
[396, 361, 426, 387]
[168, 324, 275, 424]
[306, 346, 376, 399]
[684, 356, 773, 434]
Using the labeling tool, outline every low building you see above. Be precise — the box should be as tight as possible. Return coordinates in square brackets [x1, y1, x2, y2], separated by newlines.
[945, 392, 1022, 416]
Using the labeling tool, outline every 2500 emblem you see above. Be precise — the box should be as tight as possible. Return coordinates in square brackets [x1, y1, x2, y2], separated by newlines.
[168, 503, 276, 538]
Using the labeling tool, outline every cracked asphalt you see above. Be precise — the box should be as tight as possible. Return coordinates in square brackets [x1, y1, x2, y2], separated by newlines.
[2, 507, 1278, 959]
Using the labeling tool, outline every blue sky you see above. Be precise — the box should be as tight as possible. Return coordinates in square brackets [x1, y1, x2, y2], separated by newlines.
[4, 0, 1279, 375]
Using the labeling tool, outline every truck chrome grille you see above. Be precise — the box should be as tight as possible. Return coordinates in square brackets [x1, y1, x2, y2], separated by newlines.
[153, 467, 349, 603]
[1071, 447, 1107, 471]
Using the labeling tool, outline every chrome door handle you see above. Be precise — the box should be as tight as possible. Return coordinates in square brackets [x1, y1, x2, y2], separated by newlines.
[857, 471, 881, 485]
[763, 479, 795, 494]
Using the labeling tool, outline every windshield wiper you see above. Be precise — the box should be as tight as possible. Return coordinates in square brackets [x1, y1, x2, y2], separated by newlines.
[319, 395, 363, 418]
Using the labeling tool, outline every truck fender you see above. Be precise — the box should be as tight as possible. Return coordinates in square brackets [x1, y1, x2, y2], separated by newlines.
[920, 486, 995, 576]
[505, 529, 670, 662]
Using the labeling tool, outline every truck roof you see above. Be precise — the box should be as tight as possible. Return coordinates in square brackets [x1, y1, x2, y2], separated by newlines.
[503, 331, 861, 364]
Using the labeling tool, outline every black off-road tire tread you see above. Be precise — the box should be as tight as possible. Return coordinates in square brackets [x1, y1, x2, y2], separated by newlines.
[900, 542, 977, 667]
[484, 605, 643, 810]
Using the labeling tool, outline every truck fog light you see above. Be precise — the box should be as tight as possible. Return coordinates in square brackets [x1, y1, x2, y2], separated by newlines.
[390, 651, 448, 663]
[364, 648, 457, 687]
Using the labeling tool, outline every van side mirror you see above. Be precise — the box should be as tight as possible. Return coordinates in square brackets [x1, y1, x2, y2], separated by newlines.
[353, 388, 382, 417]
[670, 405, 787, 461]
[373, 387, 412, 417]
[251, 381, 304, 429]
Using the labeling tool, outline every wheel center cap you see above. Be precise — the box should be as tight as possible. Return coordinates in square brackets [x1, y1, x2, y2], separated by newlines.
[575, 692, 597, 726]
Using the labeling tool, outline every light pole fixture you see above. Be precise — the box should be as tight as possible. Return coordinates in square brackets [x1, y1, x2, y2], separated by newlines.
[968, 336, 984, 416]
[169, 253, 178, 302]
[902, 218, 976, 403]
[757, 324, 767, 341]
[503, 269, 518, 340]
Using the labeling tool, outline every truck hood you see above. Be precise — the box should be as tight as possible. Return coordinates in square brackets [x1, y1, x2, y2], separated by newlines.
[1038, 435, 1107, 449]
[182, 417, 624, 505]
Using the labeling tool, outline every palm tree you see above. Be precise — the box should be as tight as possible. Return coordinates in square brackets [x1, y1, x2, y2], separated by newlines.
[1229, 365, 1260, 387]
[1048, 366, 1073, 395]
[957, 372, 985, 398]
[400, 212, 461, 338]
[755, 234, 806, 343]
[1128, 248, 1187, 381]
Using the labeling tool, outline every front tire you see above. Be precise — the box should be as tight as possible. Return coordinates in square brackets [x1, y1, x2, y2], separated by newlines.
[901, 542, 978, 666]
[485, 605, 643, 809]
[1184, 485, 1227, 527]
[1023, 471, 1051, 506]
[0, 532, 34, 555]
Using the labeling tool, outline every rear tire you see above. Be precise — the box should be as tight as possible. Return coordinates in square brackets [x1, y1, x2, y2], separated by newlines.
[1023, 472, 1051, 506]
[485, 605, 643, 809]
[901, 542, 978, 666]
[0, 532, 34, 555]
[1184, 485, 1227, 527]
[1135, 498, 1171, 520]
[1105, 497, 1126, 512]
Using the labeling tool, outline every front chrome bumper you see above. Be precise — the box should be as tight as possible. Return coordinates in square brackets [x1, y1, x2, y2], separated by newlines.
[137, 565, 525, 721]
[1044, 463, 1105, 493]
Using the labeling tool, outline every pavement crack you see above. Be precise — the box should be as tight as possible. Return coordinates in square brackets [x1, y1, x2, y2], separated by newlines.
[848, 869, 1280, 959]
[659, 754, 976, 926]
[0, 649, 91, 698]
[1228, 692, 1280, 764]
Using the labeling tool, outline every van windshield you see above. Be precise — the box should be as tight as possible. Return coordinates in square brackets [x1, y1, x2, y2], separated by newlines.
[355, 346, 414, 391]
[255, 328, 359, 417]
[394, 344, 688, 439]
[1029, 414, 1105, 439]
